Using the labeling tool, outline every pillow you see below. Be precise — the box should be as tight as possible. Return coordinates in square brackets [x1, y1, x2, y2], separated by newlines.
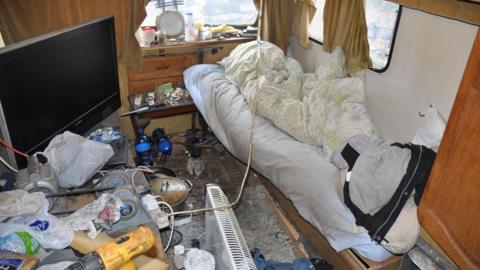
[285, 56, 304, 75]
[315, 47, 347, 80]
[218, 41, 286, 89]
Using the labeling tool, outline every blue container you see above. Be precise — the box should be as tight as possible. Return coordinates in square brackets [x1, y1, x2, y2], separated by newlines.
[135, 129, 153, 165]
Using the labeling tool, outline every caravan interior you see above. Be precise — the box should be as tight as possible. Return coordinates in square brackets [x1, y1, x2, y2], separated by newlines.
[0, 1, 479, 269]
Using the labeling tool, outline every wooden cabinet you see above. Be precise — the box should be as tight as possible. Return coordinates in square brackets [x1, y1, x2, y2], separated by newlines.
[127, 55, 197, 95]
[418, 30, 480, 269]
[127, 77, 183, 95]
[127, 37, 254, 95]
[125, 37, 254, 135]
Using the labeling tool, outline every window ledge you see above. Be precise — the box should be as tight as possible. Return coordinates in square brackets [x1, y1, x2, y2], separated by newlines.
[141, 36, 256, 56]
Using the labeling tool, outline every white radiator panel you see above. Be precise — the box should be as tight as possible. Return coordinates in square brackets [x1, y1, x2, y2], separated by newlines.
[205, 184, 257, 270]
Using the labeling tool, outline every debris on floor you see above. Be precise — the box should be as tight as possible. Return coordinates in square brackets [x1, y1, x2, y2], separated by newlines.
[0, 128, 321, 270]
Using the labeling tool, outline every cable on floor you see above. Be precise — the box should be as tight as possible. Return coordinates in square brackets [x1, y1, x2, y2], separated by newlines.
[0, 138, 29, 158]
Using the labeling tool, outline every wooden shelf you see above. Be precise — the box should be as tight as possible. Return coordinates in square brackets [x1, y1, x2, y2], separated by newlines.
[141, 36, 255, 56]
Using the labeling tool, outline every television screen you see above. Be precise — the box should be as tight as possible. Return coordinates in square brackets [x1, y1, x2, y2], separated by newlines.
[0, 16, 121, 168]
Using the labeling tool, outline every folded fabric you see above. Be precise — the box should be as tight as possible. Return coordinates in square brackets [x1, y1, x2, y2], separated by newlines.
[332, 134, 436, 253]
[331, 134, 411, 214]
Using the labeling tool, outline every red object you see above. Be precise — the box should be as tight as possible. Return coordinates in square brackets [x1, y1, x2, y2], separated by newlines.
[0, 138, 29, 158]
[141, 26, 156, 32]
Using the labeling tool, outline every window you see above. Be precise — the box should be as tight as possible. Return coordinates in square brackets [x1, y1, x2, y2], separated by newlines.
[0, 32, 4, 48]
[141, 0, 258, 27]
[308, 0, 401, 71]
[309, 1, 324, 42]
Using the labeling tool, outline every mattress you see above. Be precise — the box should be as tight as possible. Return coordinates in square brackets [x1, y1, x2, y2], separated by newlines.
[184, 64, 392, 261]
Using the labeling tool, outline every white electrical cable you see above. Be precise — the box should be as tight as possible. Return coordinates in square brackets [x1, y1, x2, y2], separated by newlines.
[166, 0, 264, 218]
[130, 166, 154, 190]
[125, 0, 264, 238]
[0, 155, 18, 173]
[157, 201, 175, 251]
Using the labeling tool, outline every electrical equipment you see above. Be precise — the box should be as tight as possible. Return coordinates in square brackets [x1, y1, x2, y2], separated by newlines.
[102, 169, 154, 237]
[204, 184, 257, 270]
[141, 194, 170, 230]
[150, 177, 193, 210]
[67, 226, 155, 270]
[16, 154, 59, 203]
[0, 16, 120, 169]
[100, 170, 130, 189]
[107, 185, 155, 238]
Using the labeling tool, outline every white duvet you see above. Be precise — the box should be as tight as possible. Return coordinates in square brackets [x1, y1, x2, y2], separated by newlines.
[220, 41, 376, 157]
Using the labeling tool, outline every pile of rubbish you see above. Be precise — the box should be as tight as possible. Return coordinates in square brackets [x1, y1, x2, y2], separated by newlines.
[0, 127, 332, 270]
[0, 129, 194, 270]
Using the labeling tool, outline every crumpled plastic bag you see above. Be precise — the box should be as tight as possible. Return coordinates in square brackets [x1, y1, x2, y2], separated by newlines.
[413, 105, 446, 152]
[0, 200, 74, 249]
[0, 190, 46, 222]
[184, 248, 215, 270]
[61, 193, 123, 239]
[42, 131, 114, 188]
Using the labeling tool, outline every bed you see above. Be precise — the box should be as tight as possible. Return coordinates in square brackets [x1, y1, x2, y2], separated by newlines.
[184, 63, 393, 263]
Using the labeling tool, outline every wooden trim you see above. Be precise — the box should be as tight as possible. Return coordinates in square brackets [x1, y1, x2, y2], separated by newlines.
[264, 191, 310, 258]
[419, 228, 456, 267]
[418, 30, 480, 270]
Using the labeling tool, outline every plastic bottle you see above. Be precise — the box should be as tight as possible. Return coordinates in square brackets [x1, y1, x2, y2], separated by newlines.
[135, 129, 153, 166]
[0, 231, 40, 255]
[184, 13, 196, 42]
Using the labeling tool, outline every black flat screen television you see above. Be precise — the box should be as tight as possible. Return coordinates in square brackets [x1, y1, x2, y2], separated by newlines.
[0, 16, 121, 169]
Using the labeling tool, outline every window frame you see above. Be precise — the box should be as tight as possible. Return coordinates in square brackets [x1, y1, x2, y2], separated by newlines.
[308, 5, 403, 73]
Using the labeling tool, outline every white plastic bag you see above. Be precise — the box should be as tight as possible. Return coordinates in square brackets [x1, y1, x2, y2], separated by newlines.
[413, 105, 446, 151]
[42, 131, 114, 188]
[184, 248, 215, 270]
[0, 190, 46, 222]
[0, 200, 74, 249]
[61, 193, 123, 239]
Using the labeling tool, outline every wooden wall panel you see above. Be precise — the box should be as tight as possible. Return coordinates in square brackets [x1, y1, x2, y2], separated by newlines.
[418, 30, 480, 270]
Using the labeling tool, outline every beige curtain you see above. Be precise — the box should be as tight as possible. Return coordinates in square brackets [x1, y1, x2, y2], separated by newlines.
[0, 0, 147, 68]
[387, 0, 480, 25]
[254, 0, 316, 52]
[323, 0, 372, 74]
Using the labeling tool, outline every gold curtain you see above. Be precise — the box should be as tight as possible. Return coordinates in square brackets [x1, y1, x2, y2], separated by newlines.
[387, 0, 480, 25]
[0, 0, 147, 68]
[323, 0, 372, 74]
[253, 0, 316, 52]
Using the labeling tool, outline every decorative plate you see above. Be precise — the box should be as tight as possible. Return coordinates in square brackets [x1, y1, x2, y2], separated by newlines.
[156, 11, 185, 37]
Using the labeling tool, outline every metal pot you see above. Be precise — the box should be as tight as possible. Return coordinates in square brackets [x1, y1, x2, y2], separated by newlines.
[150, 177, 193, 209]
